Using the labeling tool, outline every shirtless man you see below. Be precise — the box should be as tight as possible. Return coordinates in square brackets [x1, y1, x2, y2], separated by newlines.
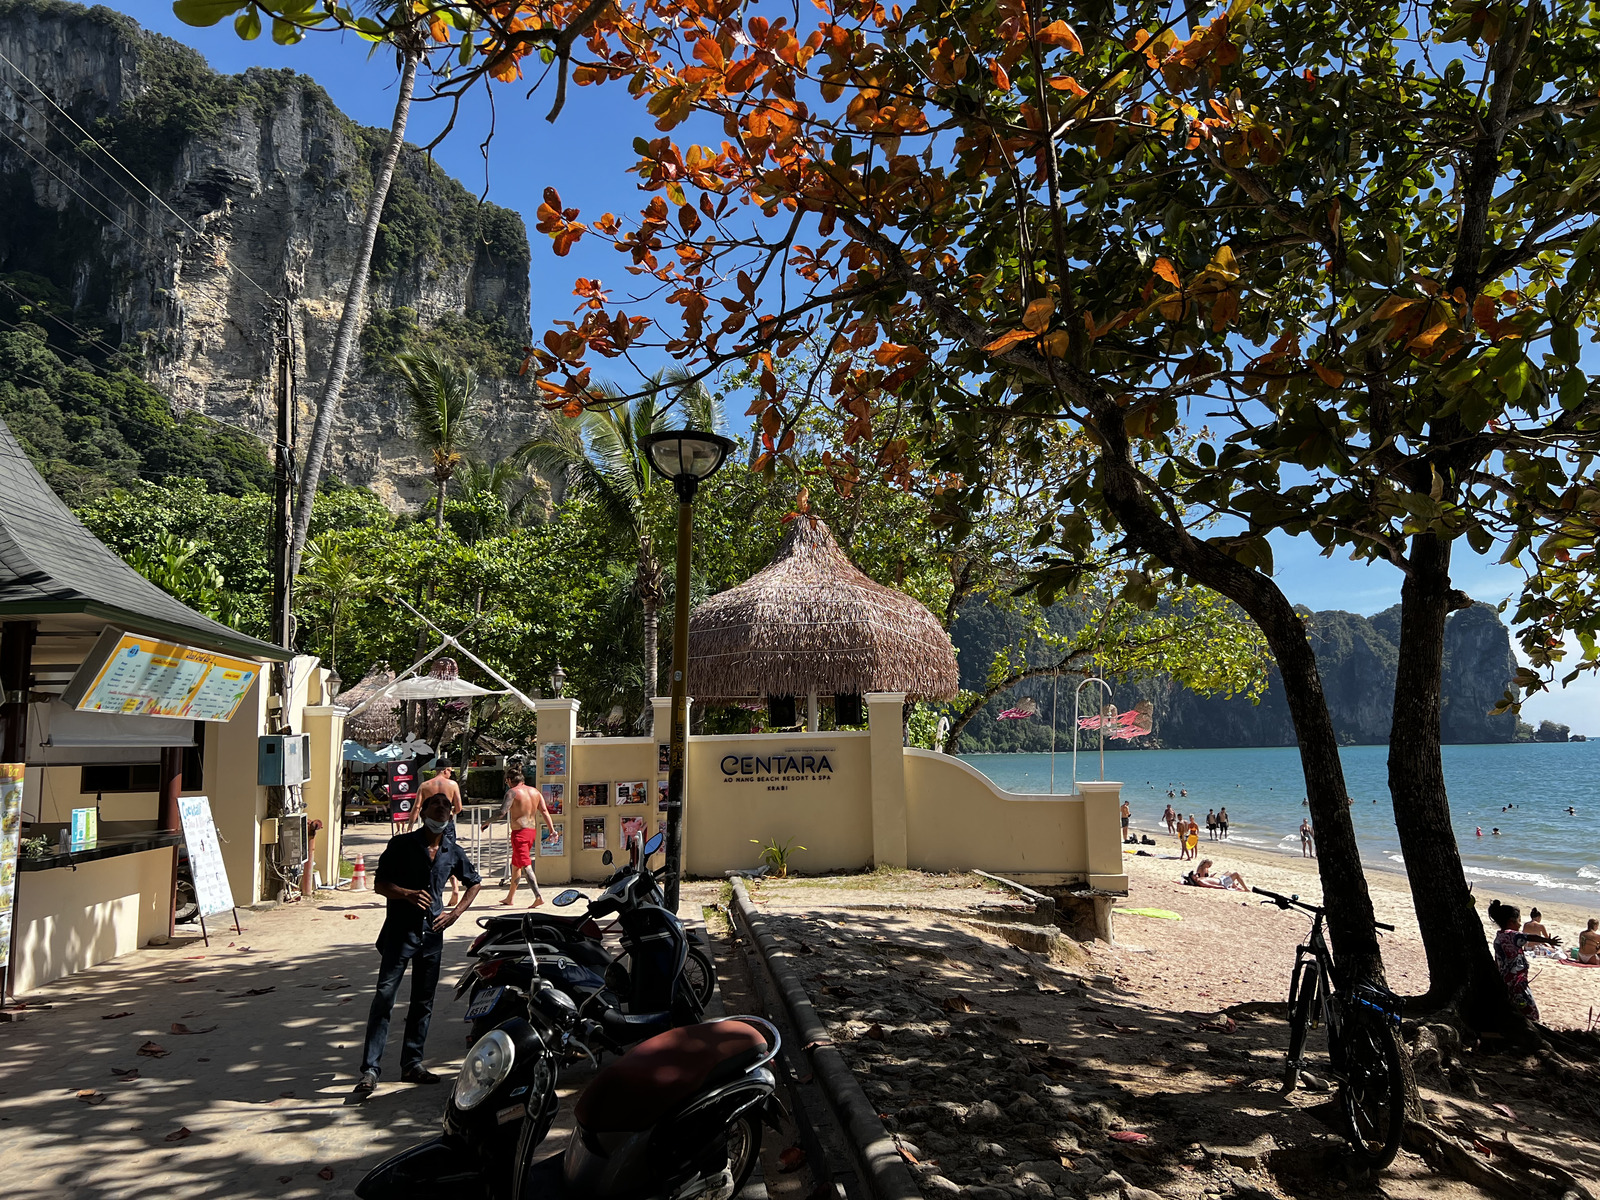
[1162, 804, 1177, 834]
[1120, 799, 1132, 842]
[418, 765, 464, 904]
[484, 767, 557, 907]
[1578, 919, 1600, 965]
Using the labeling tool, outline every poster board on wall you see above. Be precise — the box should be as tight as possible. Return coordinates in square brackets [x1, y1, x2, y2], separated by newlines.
[176, 796, 235, 917]
[0, 764, 22, 967]
[540, 822, 564, 856]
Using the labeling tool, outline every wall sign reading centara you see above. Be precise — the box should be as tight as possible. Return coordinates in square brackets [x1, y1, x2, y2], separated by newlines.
[62, 629, 260, 723]
[720, 747, 836, 784]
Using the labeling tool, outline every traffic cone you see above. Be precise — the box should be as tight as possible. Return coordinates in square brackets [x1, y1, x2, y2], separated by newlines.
[351, 855, 366, 891]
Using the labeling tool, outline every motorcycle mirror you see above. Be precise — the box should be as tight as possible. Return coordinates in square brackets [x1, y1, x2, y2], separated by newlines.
[553, 888, 583, 907]
[644, 831, 664, 857]
[601, 850, 614, 866]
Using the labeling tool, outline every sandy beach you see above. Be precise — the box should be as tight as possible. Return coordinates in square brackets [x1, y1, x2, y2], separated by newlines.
[1111, 822, 1600, 1030]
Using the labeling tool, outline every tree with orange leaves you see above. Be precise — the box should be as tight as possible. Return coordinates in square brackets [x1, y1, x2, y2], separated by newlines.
[498, 0, 1600, 1035]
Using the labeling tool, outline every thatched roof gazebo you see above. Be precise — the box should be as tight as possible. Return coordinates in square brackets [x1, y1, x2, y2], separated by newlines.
[337, 661, 399, 745]
[688, 517, 959, 725]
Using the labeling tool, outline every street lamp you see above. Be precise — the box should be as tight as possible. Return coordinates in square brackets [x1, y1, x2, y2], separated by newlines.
[639, 427, 735, 910]
[550, 661, 566, 698]
[325, 668, 342, 704]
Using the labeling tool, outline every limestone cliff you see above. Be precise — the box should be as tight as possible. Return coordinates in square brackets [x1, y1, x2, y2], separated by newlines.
[0, 0, 535, 508]
[951, 601, 1520, 750]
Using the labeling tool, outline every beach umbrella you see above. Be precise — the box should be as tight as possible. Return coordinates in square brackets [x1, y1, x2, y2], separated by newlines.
[688, 516, 959, 703]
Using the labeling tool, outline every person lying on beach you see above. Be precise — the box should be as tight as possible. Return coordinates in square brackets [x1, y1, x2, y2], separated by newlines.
[1578, 919, 1600, 965]
[1185, 859, 1248, 891]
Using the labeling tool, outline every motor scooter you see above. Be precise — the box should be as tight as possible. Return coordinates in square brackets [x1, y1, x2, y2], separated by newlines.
[355, 973, 782, 1200]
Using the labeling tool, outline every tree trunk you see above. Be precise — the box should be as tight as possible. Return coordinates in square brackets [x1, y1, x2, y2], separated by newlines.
[1387, 532, 1516, 1027]
[288, 48, 420, 578]
[434, 477, 447, 538]
[641, 595, 659, 702]
[1092, 428, 1387, 982]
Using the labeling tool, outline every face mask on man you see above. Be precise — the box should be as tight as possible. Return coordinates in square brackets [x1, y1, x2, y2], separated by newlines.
[423, 816, 451, 835]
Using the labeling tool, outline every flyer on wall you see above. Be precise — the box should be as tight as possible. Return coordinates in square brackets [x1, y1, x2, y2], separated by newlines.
[657, 779, 669, 812]
[582, 817, 606, 851]
[621, 815, 645, 846]
[658, 743, 670, 772]
[542, 742, 568, 777]
[540, 822, 564, 856]
[577, 783, 608, 807]
[615, 780, 646, 806]
[543, 782, 564, 815]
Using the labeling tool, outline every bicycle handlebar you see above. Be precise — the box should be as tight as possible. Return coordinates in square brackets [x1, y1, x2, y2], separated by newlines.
[1253, 886, 1394, 931]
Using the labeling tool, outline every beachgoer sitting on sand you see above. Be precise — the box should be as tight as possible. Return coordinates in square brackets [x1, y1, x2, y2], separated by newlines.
[1488, 900, 1560, 1021]
[1185, 859, 1248, 891]
[1578, 919, 1600, 965]
[1524, 908, 1559, 958]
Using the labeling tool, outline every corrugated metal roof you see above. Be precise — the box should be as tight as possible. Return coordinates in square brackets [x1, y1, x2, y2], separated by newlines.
[0, 416, 290, 662]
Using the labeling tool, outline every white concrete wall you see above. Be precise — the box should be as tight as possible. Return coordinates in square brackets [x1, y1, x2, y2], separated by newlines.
[12, 847, 173, 993]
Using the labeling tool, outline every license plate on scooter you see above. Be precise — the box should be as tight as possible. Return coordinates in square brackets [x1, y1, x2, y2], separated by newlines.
[463, 986, 505, 1022]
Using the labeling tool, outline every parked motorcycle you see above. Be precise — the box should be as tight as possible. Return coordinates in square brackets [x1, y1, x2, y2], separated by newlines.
[457, 835, 714, 1045]
[355, 972, 782, 1200]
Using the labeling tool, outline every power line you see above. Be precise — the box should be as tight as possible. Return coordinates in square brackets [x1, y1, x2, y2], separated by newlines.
[0, 100, 165, 242]
[0, 46, 276, 300]
[0, 127, 161, 255]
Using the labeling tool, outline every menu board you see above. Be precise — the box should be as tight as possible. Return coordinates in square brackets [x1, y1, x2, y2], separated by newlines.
[176, 796, 235, 918]
[64, 630, 258, 722]
[0, 764, 22, 967]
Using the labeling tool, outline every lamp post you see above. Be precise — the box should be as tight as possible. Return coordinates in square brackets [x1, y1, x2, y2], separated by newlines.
[639, 427, 735, 910]
[550, 661, 567, 698]
[325, 668, 342, 705]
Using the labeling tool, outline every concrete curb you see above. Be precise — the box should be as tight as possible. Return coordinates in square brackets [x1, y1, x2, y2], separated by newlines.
[729, 878, 923, 1200]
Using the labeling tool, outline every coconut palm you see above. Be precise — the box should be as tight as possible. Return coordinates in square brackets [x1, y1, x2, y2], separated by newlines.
[297, 533, 395, 670]
[518, 369, 724, 704]
[394, 348, 483, 536]
[453, 455, 549, 541]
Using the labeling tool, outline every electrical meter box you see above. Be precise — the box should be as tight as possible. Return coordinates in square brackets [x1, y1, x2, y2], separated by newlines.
[258, 733, 311, 786]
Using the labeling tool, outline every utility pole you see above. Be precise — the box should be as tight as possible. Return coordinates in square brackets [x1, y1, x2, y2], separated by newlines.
[269, 301, 296, 651]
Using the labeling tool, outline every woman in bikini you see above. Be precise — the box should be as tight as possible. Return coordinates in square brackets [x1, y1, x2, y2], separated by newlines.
[1577, 919, 1600, 964]
[1187, 859, 1249, 891]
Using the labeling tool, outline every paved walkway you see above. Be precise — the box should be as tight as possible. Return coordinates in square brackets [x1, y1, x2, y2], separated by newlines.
[0, 824, 723, 1200]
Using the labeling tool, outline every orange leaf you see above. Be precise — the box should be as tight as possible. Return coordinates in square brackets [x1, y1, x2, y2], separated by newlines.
[1047, 76, 1089, 96]
[1313, 363, 1344, 386]
[1022, 297, 1056, 332]
[1043, 329, 1070, 358]
[990, 59, 1011, 90]
[1375, 296, 1425, 323]
[1038, 20, 1084, 53]
[984, 328, 1034, 353]
[1152, 258, 1181, 288]
[1408, 321, 1451, 353]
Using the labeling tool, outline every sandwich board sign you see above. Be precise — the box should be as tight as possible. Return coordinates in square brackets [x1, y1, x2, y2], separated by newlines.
[177, 796, 239, 937]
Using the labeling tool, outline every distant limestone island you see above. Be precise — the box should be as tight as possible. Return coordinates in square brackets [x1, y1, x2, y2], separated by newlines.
[951, 601, 1570, 752]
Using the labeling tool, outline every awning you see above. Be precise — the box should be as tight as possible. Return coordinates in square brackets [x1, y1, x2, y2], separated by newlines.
[0, 416, 288, 662]
[27, 700, 196, 766]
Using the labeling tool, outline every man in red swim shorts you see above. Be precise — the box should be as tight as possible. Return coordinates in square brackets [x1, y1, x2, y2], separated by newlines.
[483, 767, 557, 907]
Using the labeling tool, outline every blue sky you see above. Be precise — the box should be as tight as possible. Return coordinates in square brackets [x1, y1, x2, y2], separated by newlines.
[103, 5, 1594, 729]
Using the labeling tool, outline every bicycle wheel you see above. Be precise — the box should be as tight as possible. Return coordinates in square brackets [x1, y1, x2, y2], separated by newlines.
[1335, 1009, 1405, 1170]
[1283, 958, 1318, 1090]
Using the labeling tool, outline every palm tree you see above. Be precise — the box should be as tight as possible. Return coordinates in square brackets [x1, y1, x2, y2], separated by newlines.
[519, 369, 724, 704]
[453, 455, 550, 541]
[297, 533, 394, 670]
[393, 348, 483, 536]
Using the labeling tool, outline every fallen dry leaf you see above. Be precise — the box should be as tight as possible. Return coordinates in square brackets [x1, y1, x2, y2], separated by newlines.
[136, 1041, 170, 1058]
[1198, 1018, 1237, 1034]
[897, 1141, 921, 1165]
[110, 1068, 140, 1081]
[76, 1089, 106, 1105]
[276, 1177, 292, 1185]
[232, 987, 275, 997]
[317, 1167, 334, 1181]
[864, 1023, 886, 1041]
[940, 994, 972, 1014]
[1493, 1103, 1519, 1123]
[164, 1127, 191, 1142]
[1108, 1131, 1149, 1143]
[778, 1145, 806, 1173]
[344, 914, 360, 920]
[100, 1011, 135, 1020]
[171, 1023, 217, 1035]
[1060, 1156, 1074, 1169]
[173, 976, 198, 983]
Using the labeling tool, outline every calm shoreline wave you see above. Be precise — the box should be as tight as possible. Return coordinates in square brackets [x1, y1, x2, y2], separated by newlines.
[958, 742, 1600, 907]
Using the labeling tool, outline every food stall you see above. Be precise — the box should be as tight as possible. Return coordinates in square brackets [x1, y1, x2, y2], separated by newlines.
[0, 419, 323, 999]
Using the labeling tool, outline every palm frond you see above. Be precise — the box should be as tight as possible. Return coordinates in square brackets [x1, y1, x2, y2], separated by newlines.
[393, 348, 483, 461]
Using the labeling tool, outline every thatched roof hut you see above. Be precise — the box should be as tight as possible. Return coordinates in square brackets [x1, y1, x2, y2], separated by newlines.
[688, 517, 959, 702]
[337, 661, 399, 745]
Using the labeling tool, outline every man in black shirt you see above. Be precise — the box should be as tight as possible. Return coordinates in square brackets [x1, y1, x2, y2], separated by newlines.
[355, 791, 482, 1094]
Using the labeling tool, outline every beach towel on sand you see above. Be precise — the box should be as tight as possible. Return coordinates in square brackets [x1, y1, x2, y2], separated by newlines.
[1114, 908, 1182, 921]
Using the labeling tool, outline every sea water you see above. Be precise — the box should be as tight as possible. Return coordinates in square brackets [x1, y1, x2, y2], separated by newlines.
[960, 742, 1600, 906]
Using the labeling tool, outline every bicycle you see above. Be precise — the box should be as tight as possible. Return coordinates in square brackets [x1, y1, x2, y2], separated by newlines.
[1255, 886, 1406, 1170]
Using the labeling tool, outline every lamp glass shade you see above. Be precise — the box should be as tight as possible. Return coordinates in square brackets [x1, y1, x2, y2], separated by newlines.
[641, 429, 733, 483]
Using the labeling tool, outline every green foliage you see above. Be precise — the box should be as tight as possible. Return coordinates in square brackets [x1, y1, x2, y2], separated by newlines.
[128, 532, 240, 624]
[0, 322, 272, 503]
[750, 836, 805, 877]
[362, 308, 526, 377]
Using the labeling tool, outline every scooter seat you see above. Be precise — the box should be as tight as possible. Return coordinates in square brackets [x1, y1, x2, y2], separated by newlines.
[575, 1021, 766, 1134]
[480, 911, 592, 928]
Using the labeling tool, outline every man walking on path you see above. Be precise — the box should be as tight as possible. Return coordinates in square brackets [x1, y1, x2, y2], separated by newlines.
[356, 791, 481, 1095]
[483, 767, 558, 906]
[419, 764, 465, 905]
